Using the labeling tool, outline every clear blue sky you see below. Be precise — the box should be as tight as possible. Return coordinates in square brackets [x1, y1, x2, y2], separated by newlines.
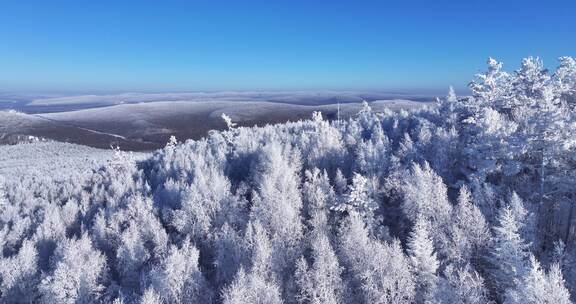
[0, 0, 574, 93]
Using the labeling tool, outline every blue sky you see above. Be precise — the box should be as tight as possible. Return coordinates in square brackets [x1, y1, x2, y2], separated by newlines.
[0, 0, 574, 93]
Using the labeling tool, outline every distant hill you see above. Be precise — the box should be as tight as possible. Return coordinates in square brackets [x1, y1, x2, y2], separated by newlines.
[1, 99, 430, 151]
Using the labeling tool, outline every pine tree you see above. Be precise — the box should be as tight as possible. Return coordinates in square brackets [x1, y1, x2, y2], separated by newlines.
[547, 263, 572, 304]
[333, 169, 347, 195]
[250, 143, 303, 251]
[39, 234, 108, 304]
[434, 264, 490, 304]
[214, 224, 248, 288]
[295, 233, 344, 304]
[402, 162, 452, 256]
[221, 268, 283, 304]
[450, 186, 490, 264]
[438, 87, 461, 130]
[330, 172, 378, 229]
[505, 255, 571, 304]
[508, 192, 537, 248]
[148, 238, 212, 303]
[447, 86, 458, 103]
[140, 288, 163, 304]
[489, 206, 531, 299]
[407, 217, 439, 302]
[245, 220, 274, 280]
[219, 219, 284, 303]
[469, 57, 512, 107]
[338, 213, 415, 303]
[302, 168, 335, 235]
[0, 240, 39, 303]
[116, 226, 150, 291]
[554, 56, 576, 109]
[402, 162, 452, 226]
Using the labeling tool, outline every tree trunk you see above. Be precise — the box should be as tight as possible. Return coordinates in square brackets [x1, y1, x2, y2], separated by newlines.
[565, 202, 575, 246]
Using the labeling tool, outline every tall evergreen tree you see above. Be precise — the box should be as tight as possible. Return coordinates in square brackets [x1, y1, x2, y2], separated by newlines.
[39, 234, 108, 304]
[505, 255, 571, 304]
[407, 217, 439, 302]
[295, 233, 344, 304]
[489, 206, 531, 299]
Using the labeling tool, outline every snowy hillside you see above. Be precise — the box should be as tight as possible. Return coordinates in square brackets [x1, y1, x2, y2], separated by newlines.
[0, 110, 159, 151]
[0, 141, 149, 183]
[2, 99, 429, 151]
[26, 91, 433, 107]
[0, 56, 576, 303]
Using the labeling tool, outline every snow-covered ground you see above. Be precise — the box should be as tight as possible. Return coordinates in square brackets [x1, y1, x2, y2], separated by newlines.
[0, 141, 148, 183]
[39, 99, 427, 126]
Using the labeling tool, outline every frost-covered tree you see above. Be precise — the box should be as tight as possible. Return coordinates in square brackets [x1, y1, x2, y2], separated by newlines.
[505, 255, 571, 304]
[33, 203, 68, 270]
[165, 135, 178, 148]
[489, 205, 531, 299]
[333, 169, 347, 195]
[250, 143, 303, 248]
[554, 56, 576, 108]
[116, 225, 150, 293]
[295, 233, 344, 304]
[407, 217, 439, 302]
[213, 224, 247, 287]
[402, 162, 452, 226]
[140, 288, 163, 304]
[355, 123, 391, 179]
[249, 143, 304, 296]
[437, 87, 461, 131]
[547, 263, 573, 304]
[301, 168, 338, 246]
[221, 268, 283, 304]
[396, 133, 419, 166]
[449, 186, 490, 264]
[245, 220, 274, 280]
[219, 220, 283, 303]
[0, 240, 39, 303]
[221, 113, 237, 129]
[429, 126, 460, 184]
[331, 172, 378, 229]
[508, 192, 538, 248]
[510, 58, 571, 206]
[338, 212, 415, 303]
[447, 86, 457, 103]
[469, 57, 512, 106]
[148, 238, 212, 303]
[434, 264, 491, 304]
[168, 150, 234, 243]
[39, 234, 107, 304]
[402, 162, 452, 256]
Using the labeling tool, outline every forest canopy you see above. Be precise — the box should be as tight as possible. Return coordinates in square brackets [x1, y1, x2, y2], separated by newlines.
[1, 56, 576, 303]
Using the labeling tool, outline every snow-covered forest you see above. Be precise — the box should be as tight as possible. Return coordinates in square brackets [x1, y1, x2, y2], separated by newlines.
[1, 56, 576, 303]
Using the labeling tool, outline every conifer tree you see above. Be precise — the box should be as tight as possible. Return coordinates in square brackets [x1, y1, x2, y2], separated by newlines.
[489, 206, 531, 299]
[39, 234, 107, 304]
[407, 217, 439, 302]
[295, 233, 344, 304]
[505, 255, 571, 304]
